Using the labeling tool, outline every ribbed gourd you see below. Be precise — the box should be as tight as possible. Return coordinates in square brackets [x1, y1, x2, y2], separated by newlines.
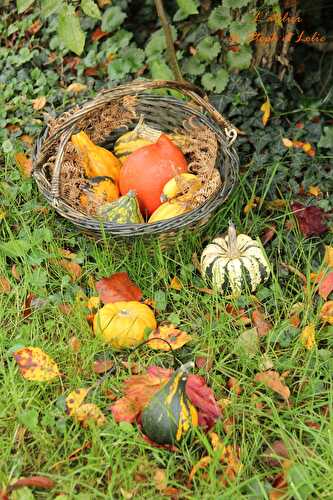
[71, 131, 121, 180]
[97, 190, 143, 224]
[201, 222, 270, 295]
[141, 362, 198, 445]
[114, 117, 162, 164]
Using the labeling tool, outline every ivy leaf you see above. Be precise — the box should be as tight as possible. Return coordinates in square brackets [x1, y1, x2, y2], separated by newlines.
[176, 0, 199, 16]
[226, 45, 252, 70]
[150, 60, 174, 80]
[201, 69, 229, 93]
[80, 0, 101, 19]
[108, 59, 130, 80]
[197, 36, 221, 62]
[208, 5, 231, 31]
[230, 14, 256, 45]
[101, 6, 126, 32]
[224, 0, 251, 7]
[16, 0, 35, 14]
[183, 55, 206, 76]
[145, 27, 177, 59]
[41, 0, 63, 18]
[318, 127, 333, 149]
[57, 6, 85, 56]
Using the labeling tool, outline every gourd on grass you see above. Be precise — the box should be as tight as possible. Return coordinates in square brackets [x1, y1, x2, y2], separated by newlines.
[141, 362, 198, 445]
[201, 222, 270, 295]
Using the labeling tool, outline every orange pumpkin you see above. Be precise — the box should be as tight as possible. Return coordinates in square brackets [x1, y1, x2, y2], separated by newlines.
[93, 301, 157, 349]
[119, 134, 188, 216]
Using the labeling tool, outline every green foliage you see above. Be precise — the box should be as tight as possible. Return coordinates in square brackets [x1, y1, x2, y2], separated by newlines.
[80, 0, 101, 19]
[57, 5, 86, 55]
[208, 5, 231, 31]
[318, 127, 333, 149]
[226, 46, 252, 70]
[16, 0, 35, 14]
[101, 6, 127, 32]
[201, 69, 229, 93]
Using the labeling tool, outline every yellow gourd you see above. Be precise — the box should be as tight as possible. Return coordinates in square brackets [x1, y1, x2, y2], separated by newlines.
[148, 197, 191, 223]
[161, 173, 202, 202]
[93, 301, 157, 349]
[71, 131, 121, 180]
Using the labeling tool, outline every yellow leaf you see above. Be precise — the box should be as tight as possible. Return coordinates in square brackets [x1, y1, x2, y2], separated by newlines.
[260, 98, 271, 126]
[57, 259, 82, 281]
[32, 96, 46, 110]
[282, 137, 293, 148]
[320, 301, 333, 325]
[324, 246, 333, 268]
[300, 324, 316, 350]
[265, 199, 287, 210]
[15, 152, 32, 177]
[307, 185, 321, 197]
[87, 296, 101, 311]
[66, 388, 90, 416]
[0, 276, 11, 293]
[66, 83, 88, 94]
[13, 347, 60, 381]
[243, 196, 261, 215]
[73, 403, 106, 427]
[169, 276, 182, 290]
[148, 324, 192, 351]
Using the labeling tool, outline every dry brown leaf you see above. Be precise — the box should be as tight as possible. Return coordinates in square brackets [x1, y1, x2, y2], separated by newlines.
[69, 336, 81, 352]
[254, 370, 290, 401]
[15, 152, 32, 177]
[244, 196, 261, 215]
[300, 323, 316, 350]
[154, 468, 167, 492]
[32, 96, 46, 110]
[19, 134, 34, 146]
[169, 276, 182, 290]
[11, 265, 21, 281]
[92, 359, 114, 374]
[252, 309, 272, 337]
[320, 301, 333, 325]
[0, 277, 11, 294]
[58, 303, 72, 315]
[66, 82, 88, 93]
[57, 259, 82, 281]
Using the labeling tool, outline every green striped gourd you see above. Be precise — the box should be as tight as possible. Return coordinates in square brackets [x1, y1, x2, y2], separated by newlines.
[201, 222, 270, 295]
[141, 362, 198, 445]
[97, 190, 143, 224]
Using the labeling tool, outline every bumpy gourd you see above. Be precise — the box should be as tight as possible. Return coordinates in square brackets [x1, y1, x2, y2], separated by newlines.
[141, 362, 198, 445]
[201, 222, 270, 295]
[79, 176, 119, 208]
[71, 131, 121, 180]
[97, 190, 143, 224]
[93, 301, 156, 349]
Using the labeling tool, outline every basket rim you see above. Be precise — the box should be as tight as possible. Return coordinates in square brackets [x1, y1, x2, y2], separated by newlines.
[33, 89, 239, 237]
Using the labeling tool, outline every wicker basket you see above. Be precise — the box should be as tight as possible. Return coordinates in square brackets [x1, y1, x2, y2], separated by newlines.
[32, 80, 239, 243]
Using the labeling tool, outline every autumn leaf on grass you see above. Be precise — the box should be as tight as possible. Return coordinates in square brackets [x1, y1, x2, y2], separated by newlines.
[243, 196, 261, 215]
[318, 272, 333, 300]
[291, 202, 327, 237]
[262, 440, 289, 468]
[261, 98, 271, 126]
[324, 246, 333, 268]
[32, 96, 46, 110]
[261, 225, 276, 245]
[7, 476, 55, 495]
[148, 324, 192, 351]
[186, 375, 221, 430]
[92, 358, 114, 374]
[308, 185, 321, 197]
[320, 301, 333, 325]
[252, 309, 272, 337]
[13, 347, 60, 381]
[66, 388, 90, 416]
[169, 276, 182, 290]
[66, 82, 87, 93]
[66, 388, 105, 427]
[96, 272, 142, 304]
[57, 259, 82, 281]
[87, 296, 101, 311]
[15, 153, 32, 177]
[0, 277, 11, 294]
[300, 324, 316, 350]
[254, 370, 290, 401]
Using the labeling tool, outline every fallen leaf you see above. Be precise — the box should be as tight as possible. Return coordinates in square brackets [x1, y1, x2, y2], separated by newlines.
[92, 359, 114, 374]
[11, 265, 21, 281]
[121, 361, 140, 374]
[96, 272, 142, 303]
[318, 272, 333, 300]
[191, 252, 201, 273]
[91, 27, 108, 41]
[59, 303, 72, 315]
[265, 199, 287, 210]
[291, 202, 327, 237]
[255, 370, 290, 401]
[289, 313, 301, 327]
[85, 67, 99, 77]
[307, 185, 321, 197]
[235, 328, 259, 358]
[195, 355, 213, 371]
[227, 377, 242, 395]
[66, 82, 88, 93]
[19, 134, 34, 146]
[300, 323, 316, 350]
[189, 456, 212, 482]
[282, 137, 293, 148]
[186, 374, 221, 430]
[324, 246, 333, 268]
[0, 277, 11, 293]
[169, 276, 182, 290]
[320, 301, 333, 324]
[69, 336, 81, 352]
[57, 259, 82, 281]
[295, 121, 304, 129]
[252, 309, 272, 337]
[73, 403, 106, 427]
[148, 324, 192, 350]
[13, 347, 60, 381]
[261, 225, 276, 245]
[263, 440, 289, 467]
[23, 292, 36, 319]
[154, 468, 167, 491]
[110, 396, 141, 423]
[32, 96, 46, 110]
[26, 19, 42, 35]
[261, 98, 271, 126]
[7, 476, 55, 494]
[15, 152, 32, 177]
[66, 388, 89, 416]
[243, 196, 261, 215]
[225, 304, 251, 324]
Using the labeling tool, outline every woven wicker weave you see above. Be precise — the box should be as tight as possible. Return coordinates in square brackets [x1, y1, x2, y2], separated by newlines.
[32, 80, 239, 242]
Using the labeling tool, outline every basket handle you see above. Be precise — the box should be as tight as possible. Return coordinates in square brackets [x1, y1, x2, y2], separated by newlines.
[97, 80, 237, 145]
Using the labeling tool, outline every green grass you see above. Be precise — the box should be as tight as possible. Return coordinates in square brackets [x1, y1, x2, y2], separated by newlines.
[1, 158, 333, 499]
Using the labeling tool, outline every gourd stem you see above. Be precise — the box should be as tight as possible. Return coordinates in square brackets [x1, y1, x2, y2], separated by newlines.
[228, 222, 240, 259]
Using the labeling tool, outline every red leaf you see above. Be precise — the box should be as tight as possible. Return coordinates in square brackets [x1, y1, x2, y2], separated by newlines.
[93, 359, 114, 374]
[291, 202, 327, 237]
[252, 309, 272, 337]
[96, 272, 142, 304]
[262, 440, 289, 467]
[186, 374, 221, 430]
[8, 476, 55, 493]
[91, 27, 108, 41]
[261, 225, 276, 245]
[110, 397, 141, 423]
[84, 67, 99, 77]
[23, 292, 36, 319]
[318, 272, 333, 300]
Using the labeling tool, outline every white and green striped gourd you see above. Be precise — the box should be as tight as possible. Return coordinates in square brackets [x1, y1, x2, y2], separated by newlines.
[201, 222, 270, 295]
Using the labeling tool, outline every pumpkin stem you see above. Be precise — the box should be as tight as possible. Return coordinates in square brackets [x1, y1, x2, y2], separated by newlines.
[227, 222, 240, 259]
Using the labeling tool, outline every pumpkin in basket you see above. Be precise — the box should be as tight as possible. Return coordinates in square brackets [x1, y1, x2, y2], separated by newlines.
[141, 362, 198, 445]
[97, 190, 143, 224]
[93, 301, 156, 349]
[201, 223, 270, 295]
[71, 131, 121, 180]
[119, 134, 188, 216]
